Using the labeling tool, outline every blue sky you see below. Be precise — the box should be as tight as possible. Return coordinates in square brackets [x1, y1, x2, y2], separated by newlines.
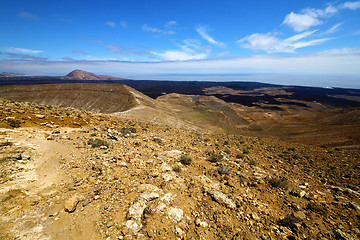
[1, 0, 360, 88]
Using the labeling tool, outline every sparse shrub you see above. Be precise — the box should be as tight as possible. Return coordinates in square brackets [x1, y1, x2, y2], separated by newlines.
[223, 140, 229, 145]
[278, 214, 302, 228]
[243, 149, 250, 154]
[90, 133, 97, 137]
[173, 166, 181, 173]
[153, 137, 163, 144]
[239, 175, 246, 183]
[180, 155, 192, 165]
[224, 149, 231, 154]
[88, 138, 109, 148]
[217, 165, 232, 175]
[306, 202, 328, 215]
[118, 127, 136, 136]
[249, 159, 257, 166]
[269, 177, 289, 189]
[7, 119, 21, 128]
[0, 141, 13, 147]
[236, 153, 244, 159]
[208, 153, 223, 163]
[205, 150, 214, 156]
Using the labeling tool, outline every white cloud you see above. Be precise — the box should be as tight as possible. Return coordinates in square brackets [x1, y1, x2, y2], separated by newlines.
[106, 21, 117, 28]
[283, 2, 360, 32]
[282, 11, 322, 32]
[7, 47, 43, 54]
[72, 50, 88, 54]
[142, 24, 175, 35]
[152, 39, 210, 61]
[165, 21, 177, 28]
[216, 52, 231, 57]
[106, 45, 150, 56]
[196, 25, 225, 47]
[325, 23, 343, 34]
[77, 36, 105, 43]
[120, 21, 127, 28]
[18, 11, 38, 20]
[341, 1, 360, 10]
[238, 33, 280, 52]
[237, 31, 331, 53]
[151, 50, 208, 61]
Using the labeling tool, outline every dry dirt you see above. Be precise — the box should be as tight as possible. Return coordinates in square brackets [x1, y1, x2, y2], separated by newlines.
[1, 99, 360, 240]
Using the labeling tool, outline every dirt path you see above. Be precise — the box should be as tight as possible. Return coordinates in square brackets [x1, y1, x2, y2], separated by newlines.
[0, 127, 101, 240]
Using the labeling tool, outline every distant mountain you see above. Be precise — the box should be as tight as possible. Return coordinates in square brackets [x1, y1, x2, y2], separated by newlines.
[0, 72, 29, 77]
[62, 69, 126, 80]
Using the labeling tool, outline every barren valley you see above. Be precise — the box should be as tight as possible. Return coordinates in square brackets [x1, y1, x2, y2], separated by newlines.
[0, 71, 359, 239]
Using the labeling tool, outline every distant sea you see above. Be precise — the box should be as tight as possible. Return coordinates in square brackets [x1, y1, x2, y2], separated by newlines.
[123, 74, 360, 89]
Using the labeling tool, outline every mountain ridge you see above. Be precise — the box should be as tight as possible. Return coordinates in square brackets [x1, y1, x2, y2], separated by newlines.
[62, 69, 127, 81]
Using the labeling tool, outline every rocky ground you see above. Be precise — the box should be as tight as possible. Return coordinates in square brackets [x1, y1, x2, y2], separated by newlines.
[0, 98, 360, 240]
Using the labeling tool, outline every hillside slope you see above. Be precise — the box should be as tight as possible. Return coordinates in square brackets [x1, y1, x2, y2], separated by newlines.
[0, 83, 139, 113]
[62, 69, 126, 80]
[0, 99, 359, 239]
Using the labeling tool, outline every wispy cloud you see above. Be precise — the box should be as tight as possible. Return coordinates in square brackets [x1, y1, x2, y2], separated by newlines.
[120, 21, 127, 28]
[152, 39, 210, 61]
[106, 45, 150, 56]
[152, 50, 208, 61]
[72, 50, 88, 54]
[77, 36, 104, 43]
[6, 47, 43, 54]
[282, 12, 323, 32]
[62, 57, 74, 61]
[341, 1, 360, 10]
[283, 1, 360, 32]
[105, 21, 117, 28]
[325, 23, 343, 34]
[196, 25, 225, 47]
[165, 21, 177, 28]
[0, 52, 47, 62]
[18, 11, 38, 20]
[237, 31, 331, 53]
[142, 23, 176, 36]
[216, 52, 231, 57]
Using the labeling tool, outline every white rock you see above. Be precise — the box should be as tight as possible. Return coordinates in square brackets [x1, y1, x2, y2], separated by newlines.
[139, 192, 159, 201]
[208, 190, 236, 209]
[193, 175, 220, 191]
[160, 193, 176, 204]
[160, 162, 172, 172]
[167, 207, 183, 223]
[195, 218, 208, 228]
[299, 190, 307, 198]
[156, 202, 167, 212]
[165, 150, 182, 158]
[175, 226, 184, 237]
[251, 213, 260, 221]
[128, 200, 147, 220]
[162, 173, 174, 182]
[125, 220, 142, 233]
[138, 184, 162, 193]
